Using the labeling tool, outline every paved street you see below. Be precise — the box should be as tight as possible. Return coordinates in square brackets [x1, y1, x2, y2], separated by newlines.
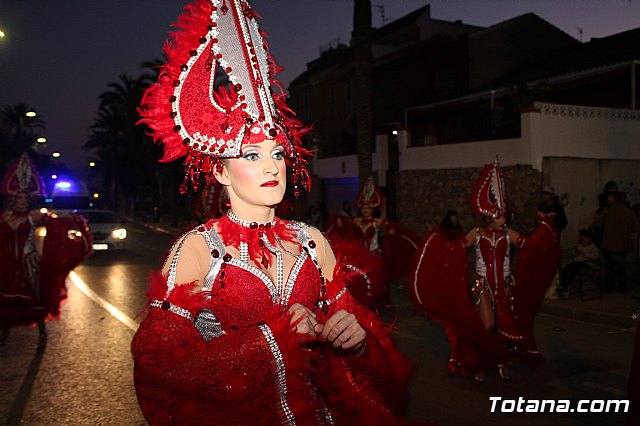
[0, 222, 637, 425]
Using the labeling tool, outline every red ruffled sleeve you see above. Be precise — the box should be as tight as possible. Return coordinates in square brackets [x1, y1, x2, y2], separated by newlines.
[315, 265, 416, 425]
[132, 274, 320, 425]
[409, 229, 505, 375]
[511, 217, 561, 364]
[381, 221, 419, 283]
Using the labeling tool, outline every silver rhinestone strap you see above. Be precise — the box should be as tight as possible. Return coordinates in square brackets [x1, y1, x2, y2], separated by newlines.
[282, 251, 307, 307]
[260, 235, 284, 303]
[202, 227, 225, 292]
[149, 300, 194, 322]
[259, 324, 295, 425]
[228, 258, 280, 303]
[240, 241, 249, 263]
[294, 222, 320, 268]
[165, 230, 199, 296]
[317, 287, 348, 308]
[345, 264, 372, 290]
[227, 211, 276, 228]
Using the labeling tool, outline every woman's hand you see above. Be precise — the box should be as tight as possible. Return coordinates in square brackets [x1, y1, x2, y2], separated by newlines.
[24, 251, 41, 273]
[314, 309, 366, 354]
[288, 303, 318, 337]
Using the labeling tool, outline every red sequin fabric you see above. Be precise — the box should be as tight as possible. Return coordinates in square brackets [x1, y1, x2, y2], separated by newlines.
[132, 219, 413, 425]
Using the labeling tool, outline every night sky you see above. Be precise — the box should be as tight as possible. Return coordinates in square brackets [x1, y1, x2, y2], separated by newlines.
[1, 0, 638, 169]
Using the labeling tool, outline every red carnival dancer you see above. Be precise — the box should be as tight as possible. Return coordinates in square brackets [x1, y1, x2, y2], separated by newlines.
[325, 176, 418, 309]
[132, 1, 420, 424]
[0, 153, 91, 347]
[410, 158, 560, 382]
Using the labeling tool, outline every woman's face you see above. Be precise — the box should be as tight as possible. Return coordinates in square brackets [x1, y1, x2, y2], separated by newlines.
[490, 215, 506, 229]
[14, 193, 30, 212]
[449, 215, 458, 225]
[360, 204, 373, 219]
[218, 139, 286, 210]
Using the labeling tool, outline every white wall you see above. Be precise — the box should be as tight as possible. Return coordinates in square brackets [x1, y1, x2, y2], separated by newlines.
[529, 103, 640, 170]
[312, 133, 387, 182]
[395, 102, 640, 172]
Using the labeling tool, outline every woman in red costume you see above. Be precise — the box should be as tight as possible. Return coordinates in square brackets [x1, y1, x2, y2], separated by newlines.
[410, 159, 560, 383]
[0, 153, 91, 347]
[131, 1, 416, 424]
[326, 177, 418, 309]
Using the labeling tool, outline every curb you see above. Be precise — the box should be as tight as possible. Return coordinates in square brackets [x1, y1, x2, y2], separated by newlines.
[539, 299, 637, 329]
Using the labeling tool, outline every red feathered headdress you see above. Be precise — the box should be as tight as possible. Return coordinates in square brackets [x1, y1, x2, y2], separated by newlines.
[1, 153, 46, 197]
[355, 176, 384, 209]
[472, 157, 507, 218]
[139, 0, 311, 195]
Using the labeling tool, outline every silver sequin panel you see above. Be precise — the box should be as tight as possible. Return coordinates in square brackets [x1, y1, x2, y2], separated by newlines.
[259, 324, 296, 425]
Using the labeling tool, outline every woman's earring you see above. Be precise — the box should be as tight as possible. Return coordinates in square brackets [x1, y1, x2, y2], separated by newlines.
[215, 162, 224, 174]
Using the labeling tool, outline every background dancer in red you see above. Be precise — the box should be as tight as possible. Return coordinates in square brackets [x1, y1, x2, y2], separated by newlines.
[410, 159, 560, 383]
[131, 1, 419, 424]
[326, 176, 418, 309]
[0, 153, 91, 348]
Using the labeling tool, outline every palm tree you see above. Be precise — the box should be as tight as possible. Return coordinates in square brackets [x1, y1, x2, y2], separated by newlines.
[353, 0, 374, 182]
[85, 74, 158, 215]
[0, 103, 48, 176]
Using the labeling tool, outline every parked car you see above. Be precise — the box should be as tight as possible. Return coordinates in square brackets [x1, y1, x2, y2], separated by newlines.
[74, 209, 127, 250]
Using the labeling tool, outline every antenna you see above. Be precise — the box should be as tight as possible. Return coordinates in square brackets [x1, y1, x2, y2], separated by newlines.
[373, 4, 388, 26]
[576, 26, 583, 42]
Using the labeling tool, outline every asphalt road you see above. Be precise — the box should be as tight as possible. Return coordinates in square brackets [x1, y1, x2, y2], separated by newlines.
[0, 222, 635, 425]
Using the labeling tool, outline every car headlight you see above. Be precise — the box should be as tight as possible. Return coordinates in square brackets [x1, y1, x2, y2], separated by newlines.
[67, 229, 83, 239]
[112, 228, 127, 240]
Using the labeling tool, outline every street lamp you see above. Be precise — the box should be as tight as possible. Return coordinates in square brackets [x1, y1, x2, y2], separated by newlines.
[51, 174, 58, 180]
[52, 152, 61, 158]
[0, 29, 5, 38]
[89, 161, 96, 167]
[37, 137, 47, 143]
[25, 111, 37, 118]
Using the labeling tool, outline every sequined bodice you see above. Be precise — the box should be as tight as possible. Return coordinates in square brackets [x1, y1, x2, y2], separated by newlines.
[210, 257, 320, 326]
[475, 228, 511, 282]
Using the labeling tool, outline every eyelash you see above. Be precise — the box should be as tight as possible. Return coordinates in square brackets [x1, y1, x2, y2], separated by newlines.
[242, 150, 285, 161]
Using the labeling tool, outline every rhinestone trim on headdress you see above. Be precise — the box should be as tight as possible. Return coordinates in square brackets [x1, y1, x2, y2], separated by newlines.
[355, 176, 384, 209]
[0, 153, 46, 197]
[139, 0, 311, 195]
[472, 157, 507, 218]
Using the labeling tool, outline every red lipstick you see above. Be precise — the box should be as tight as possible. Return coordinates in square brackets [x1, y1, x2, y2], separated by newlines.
[261, 180, 278, 187]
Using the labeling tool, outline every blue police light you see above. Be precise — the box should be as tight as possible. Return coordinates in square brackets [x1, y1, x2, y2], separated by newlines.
[55, 181, 72, 191]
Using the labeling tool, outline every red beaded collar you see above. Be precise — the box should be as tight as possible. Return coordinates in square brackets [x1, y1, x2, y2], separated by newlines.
[211, 212, 296, 268]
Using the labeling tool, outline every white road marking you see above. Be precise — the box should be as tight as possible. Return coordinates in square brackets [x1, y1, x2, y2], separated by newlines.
[68, 271, 139, 331]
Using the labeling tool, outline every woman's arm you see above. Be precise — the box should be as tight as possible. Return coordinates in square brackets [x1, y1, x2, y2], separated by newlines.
[508, 227, 523, 246]
[309, 227, 336, 281]
[160, 234, 211, 292]
[465, 227, 478, 248]
[309, 227, 366, 353]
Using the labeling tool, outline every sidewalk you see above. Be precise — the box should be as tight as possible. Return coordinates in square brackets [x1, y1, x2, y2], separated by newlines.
[136, 217, 640, 329]
[540, 287, 639, 329]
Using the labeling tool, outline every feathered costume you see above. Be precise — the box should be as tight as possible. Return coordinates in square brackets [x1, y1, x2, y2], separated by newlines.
[409, 159, 560, 375]
[132, 218, 413, 425]
[132, 1, 417, 424]
[325, 177, 419, 308]
[0, 154, 92, 327]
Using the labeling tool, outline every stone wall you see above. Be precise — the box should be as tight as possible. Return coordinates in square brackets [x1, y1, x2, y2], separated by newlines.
[396, 165, 542, 237]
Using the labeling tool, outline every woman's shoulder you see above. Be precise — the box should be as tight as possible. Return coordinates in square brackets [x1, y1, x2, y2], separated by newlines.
[280, 218, 323, 242]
